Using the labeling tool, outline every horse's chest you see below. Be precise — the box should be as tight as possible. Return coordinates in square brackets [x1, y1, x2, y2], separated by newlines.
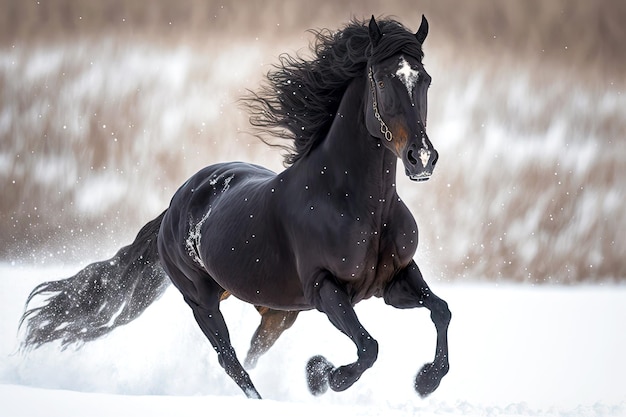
[329, 221, 418, 301]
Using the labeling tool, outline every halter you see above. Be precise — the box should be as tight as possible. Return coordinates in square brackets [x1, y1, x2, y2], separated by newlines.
[368, 66, 393, 142]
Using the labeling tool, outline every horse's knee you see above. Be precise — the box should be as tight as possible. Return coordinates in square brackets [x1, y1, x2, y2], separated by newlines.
[430, 298, 451, 327]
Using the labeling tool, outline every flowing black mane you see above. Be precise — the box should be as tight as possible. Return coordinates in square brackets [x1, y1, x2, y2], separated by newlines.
[244, 17, 425, 166]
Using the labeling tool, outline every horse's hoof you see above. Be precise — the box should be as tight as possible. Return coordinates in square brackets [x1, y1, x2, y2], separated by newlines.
[414, 362, 446, 397]
[244, 387, 263, 400]
[244, 354, 258, 370]
[306, 355, 334, 396]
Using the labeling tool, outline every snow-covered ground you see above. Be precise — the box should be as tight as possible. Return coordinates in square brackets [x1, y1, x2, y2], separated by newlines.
[1, 264, 625, 416]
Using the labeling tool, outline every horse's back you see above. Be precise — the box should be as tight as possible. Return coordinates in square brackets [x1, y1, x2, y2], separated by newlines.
[172, 161, 270, 209]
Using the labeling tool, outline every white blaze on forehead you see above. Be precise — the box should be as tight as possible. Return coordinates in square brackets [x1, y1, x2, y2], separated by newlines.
[395, 56, 419, 102]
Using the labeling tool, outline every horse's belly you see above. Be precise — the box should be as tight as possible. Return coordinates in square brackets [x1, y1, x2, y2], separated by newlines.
[199, 201, 310, 310]
[206, 245, 309, 309]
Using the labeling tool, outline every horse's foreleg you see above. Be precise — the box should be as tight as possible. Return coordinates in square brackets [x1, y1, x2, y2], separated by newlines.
[383, 260, 451, 397]
[306, 276, 379, 395]
[244, 307, 299, 369]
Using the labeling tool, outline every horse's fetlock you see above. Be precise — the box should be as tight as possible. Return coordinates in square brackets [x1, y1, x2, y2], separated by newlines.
[360, 338, 379, 367]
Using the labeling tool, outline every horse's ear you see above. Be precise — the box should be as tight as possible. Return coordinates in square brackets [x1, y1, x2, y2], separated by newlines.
[369, 15, 383, 48]
[415, 14, 429, 44]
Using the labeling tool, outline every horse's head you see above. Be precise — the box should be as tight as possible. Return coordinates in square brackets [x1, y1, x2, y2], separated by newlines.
[365, 15, 437, 182]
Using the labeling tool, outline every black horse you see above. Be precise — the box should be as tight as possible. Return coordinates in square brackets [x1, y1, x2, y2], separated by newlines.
[21, 16, 450, 399]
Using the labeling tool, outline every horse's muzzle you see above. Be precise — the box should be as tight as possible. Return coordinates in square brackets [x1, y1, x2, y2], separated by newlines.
[405, 147, 438, 181]
[409, 171, 432, 182]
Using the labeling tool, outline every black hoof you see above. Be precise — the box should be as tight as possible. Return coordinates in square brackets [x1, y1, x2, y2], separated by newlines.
[306, 355, 334, 396]
[414, 362, 446, 397]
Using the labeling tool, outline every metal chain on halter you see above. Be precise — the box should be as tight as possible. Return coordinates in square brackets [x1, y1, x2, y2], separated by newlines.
[368, 66, 393, 142]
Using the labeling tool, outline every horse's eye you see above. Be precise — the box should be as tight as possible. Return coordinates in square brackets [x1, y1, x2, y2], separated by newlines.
[377, 81, 385, 89]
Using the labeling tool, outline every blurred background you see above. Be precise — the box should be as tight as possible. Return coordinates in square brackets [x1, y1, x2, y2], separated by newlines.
[1, 0, 624, 283]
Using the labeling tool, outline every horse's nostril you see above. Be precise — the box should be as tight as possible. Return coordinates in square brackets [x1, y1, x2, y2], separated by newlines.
[407, 149, 418, 165]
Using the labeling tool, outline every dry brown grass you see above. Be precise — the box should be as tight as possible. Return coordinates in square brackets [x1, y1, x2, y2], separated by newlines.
[2, 0, 624, 76]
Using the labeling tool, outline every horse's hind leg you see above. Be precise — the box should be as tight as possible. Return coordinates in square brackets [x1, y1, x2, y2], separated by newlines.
[164, 267, 261, 399]
[219, 292, 299, 369]
[383, 260, 451, 397]
[305, 274, 379, 395]
[187, 296, 261, 398]
[244, 307, 299, 369]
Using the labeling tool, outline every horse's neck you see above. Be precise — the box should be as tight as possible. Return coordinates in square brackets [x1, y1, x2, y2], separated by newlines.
[310, 76, 398, 199]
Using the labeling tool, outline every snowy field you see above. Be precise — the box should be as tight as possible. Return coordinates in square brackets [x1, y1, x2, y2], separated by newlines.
[1, 264, 625, 416]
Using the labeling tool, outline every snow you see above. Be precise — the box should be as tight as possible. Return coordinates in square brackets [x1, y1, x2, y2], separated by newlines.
[1, 264, 625, 416]
[185, 208, 212, 269]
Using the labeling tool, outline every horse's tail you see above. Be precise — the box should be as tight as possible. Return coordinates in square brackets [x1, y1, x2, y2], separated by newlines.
[20, 210, 170, 350]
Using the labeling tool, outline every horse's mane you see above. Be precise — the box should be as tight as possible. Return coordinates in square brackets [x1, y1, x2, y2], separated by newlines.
[243, 17, 424, 166]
